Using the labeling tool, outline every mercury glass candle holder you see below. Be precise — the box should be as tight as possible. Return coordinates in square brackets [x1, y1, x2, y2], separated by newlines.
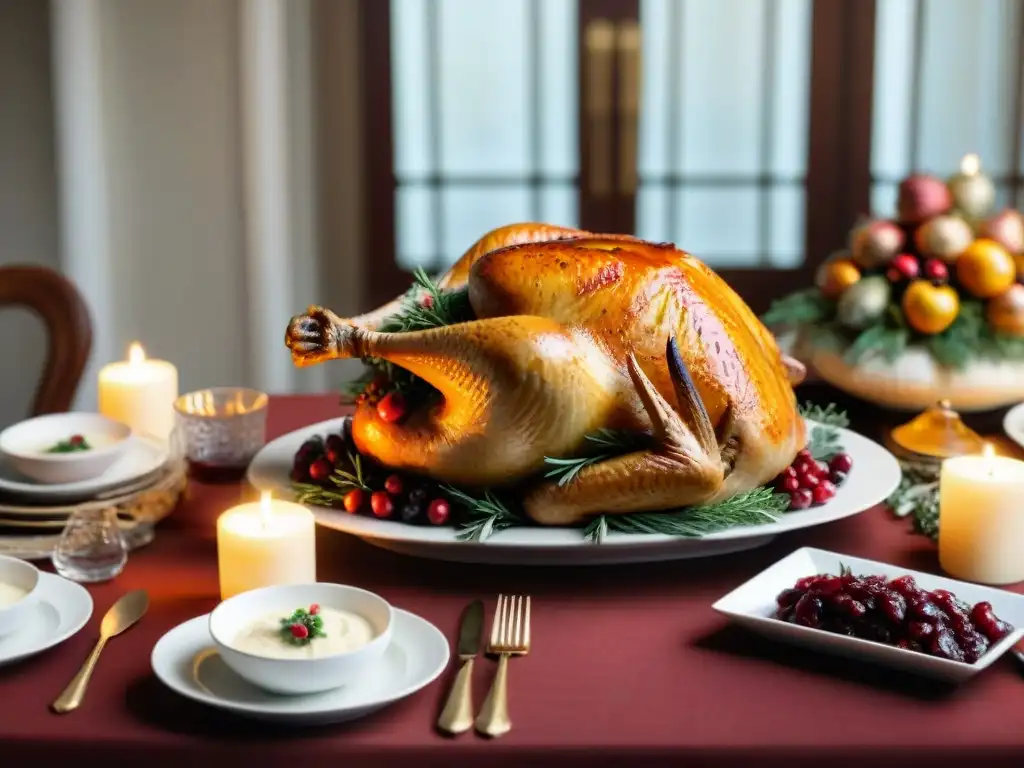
[174, 387, 268, 482]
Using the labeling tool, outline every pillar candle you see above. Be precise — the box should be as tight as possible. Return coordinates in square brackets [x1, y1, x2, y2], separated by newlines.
[97, 342, 178, 442]
[217, 492, 317, 600]
[939, 446, 1024, 584]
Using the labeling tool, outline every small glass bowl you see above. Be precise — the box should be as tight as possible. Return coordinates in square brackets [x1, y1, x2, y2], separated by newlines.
[174, 388, 268, 482]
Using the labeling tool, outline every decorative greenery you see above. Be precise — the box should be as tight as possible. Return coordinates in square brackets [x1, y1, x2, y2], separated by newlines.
[341, 269, 475, 403]
[278, 605, 326, 646]
[46, 435, 91, 453]
[762, 287, 1024, 371]
[441, 485, 523, 542]
[291, 451, 370, 506]
[542, 429, 648, 487]
[887, 468, 939, 540]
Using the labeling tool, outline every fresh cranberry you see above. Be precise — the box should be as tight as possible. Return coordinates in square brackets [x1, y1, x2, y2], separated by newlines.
[829, 470, 847, 485]
[376, 391, 407, 423]
[343, 489, 364, 514]
[309, 603, 320, 615]
[69, 434, 85, 446]
[778, 475, 800, 493]
[813, 460, 830, 478]
[829, 453, 853, 474]
[799, 472, 821, 490]
[812, 480, 837, 505]
[421, 293, 434, 309]
[796, 448, 813, 462]
[789, 488, 813, 510]
[370, 491, 394, 518]
[308, 458, 333, 482]
[794, 456, 816, 475]
[782, 466, 798, 481]
[427, 498, 451, 525]
[290, 622, 309, 639]
[384, 474, 404, 495]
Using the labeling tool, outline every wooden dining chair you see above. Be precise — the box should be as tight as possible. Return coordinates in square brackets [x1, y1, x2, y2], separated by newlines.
[0, 265, 92, 415]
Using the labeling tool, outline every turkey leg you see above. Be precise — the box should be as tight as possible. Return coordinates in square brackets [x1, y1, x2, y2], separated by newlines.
[523, 338, 726, 525]
[287, 308, 628, 485]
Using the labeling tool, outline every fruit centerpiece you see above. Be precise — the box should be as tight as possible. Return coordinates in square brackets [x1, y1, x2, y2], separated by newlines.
[283, 223, 859, 543]
[763, 155, 1024, 411]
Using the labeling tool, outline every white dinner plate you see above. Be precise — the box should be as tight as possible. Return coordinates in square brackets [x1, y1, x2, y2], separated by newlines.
[712, 546, 1024, 684]
[151, 609, 449, 725]
[1002, 402, 1024, 451]
[0, 435, 168, 504]
[0, 571, 93, 667]
[248, 417, 902, 566]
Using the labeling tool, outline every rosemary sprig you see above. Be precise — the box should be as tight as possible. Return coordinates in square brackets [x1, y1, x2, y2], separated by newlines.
[542, 429, 646, 487]
[441, 484, 523, 542]
[887, 469, 939, 540]
[585, 486, 789, 542]
[292, 451, 370, 506]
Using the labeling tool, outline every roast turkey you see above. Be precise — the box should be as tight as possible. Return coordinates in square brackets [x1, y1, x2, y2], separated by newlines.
[286, 223, 806, 525]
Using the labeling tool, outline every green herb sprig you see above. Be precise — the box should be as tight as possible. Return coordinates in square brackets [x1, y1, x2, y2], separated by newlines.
[292, 451, 370, 507]
[442, 485, 523, 542]
[542, 429, 647, 487]
[46, 435, 91, 453]
[279, 606, 326, 646]
[887, 469, 939, 540]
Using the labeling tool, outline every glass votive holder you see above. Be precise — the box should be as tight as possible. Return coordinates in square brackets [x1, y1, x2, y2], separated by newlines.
[52, 507, 128, 583]
[173, 387, 268, 482]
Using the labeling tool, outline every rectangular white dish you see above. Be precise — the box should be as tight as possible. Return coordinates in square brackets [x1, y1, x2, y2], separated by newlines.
[712, 546, 1024, 683]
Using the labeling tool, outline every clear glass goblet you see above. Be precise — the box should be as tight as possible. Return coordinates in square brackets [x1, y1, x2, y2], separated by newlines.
[52, 507, 128, 583]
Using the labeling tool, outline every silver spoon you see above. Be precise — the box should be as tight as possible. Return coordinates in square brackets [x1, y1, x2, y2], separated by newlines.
[51, 589, 149, 713]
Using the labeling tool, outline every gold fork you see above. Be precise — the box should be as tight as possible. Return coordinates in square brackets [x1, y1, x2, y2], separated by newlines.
[474, 594, 531, 738]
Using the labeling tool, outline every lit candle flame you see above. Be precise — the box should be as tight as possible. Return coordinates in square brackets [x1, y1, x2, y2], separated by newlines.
[260, 491, 273, 530]
[982, 442, 996, 459]
[128, 342, 146, 365]
[960, 153, 980, 176]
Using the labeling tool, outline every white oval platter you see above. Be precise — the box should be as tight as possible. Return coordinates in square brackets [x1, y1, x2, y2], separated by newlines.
[247, 418, 901, 566]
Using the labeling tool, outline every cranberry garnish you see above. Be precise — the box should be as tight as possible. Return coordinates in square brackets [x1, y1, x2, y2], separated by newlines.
[384, 474, 404, 495]
[829, 452, 853, 474]
[782, 466, 798, 481]
[290, 622, 309, 639]
[370, 491, 394, 518]
[69, 434, 85, 446]
[343, 489, 364, 514]
[811, 480, 837, 505]
[427, 498, 451, 525]
[789, 488, 813, 510]
[308, 458, 332, 483]
[799, 472, 821, 490]
[829, 470, 847, 485]
[813, 460, 830, 477]
[778, 475, 800, 493]
[796, 448, 813, 462]
[309, 603, 320, 615]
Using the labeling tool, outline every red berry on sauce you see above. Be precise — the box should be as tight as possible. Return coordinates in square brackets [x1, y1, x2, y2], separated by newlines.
[290, 622, 309, 639]
[789, 488, 813, 510]
[376, 392, 407, 423]
[69, 434, 84, 446]
[421, 294, 434, 309]
[343, 489, 364, 514]
[309, 603, 320, 615]
[427, 498, 450, 525]
[309, 458, 332, 482]
[812, 480, 837, 505]
[384, 474, 404, 495]
[829, 452, 853, 474]
[370, 491, 394, 518]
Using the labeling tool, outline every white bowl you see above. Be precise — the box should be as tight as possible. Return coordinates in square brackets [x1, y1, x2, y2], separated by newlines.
[209, 583, 394, 695]
[0, 556, 40, 638]
[0, 413, 132, 484]
[713, 546, 1024, 684]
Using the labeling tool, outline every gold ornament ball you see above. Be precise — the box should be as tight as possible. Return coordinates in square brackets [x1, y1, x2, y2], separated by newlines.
[850, 219, 905, 268]
[986, 283, 1024, 336]
[956, 238, 1016, 298]
[913, 214, 974, 263]
[815, 258, 860, 299]
[897, 174, 953, 224]
[902, 280, 960, 335]
[978, 209, 1024, 254]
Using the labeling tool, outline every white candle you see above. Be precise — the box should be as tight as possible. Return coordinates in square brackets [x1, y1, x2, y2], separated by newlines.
[939, 444, 1024, 584]
[217, 492, 317, 600]
[97, 342, 178, 442]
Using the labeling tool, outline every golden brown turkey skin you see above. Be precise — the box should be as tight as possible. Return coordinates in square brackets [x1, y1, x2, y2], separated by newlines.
[285, 226, 804, 524]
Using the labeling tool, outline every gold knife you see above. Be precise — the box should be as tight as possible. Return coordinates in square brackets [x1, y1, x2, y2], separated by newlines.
[437, 599, 483, 735]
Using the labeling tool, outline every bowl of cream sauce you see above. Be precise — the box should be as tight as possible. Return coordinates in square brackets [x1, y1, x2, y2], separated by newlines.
[209, 583, 394, 695]
[0, 555, 40, 637]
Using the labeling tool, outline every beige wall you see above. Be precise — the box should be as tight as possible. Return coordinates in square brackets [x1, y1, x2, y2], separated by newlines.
[0, 0, 364, 429]
[0, 0, 60, 427]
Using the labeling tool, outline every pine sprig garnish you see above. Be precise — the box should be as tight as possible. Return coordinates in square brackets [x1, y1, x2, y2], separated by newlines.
[589, 486, 789, 541]
[292, 451, 370, 506]
[761, 288, 835, 326]
[543, 429, 647, 487]
[798, 401, 848, 461]
[887, 469, 939, 540]
[442, 485, 523, 541]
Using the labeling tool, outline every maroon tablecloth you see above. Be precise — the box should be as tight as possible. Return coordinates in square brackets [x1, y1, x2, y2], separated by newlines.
[3, 394, 1024, 767]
